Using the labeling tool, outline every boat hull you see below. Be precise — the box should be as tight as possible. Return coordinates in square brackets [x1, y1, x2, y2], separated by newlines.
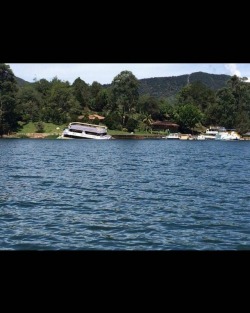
[62, 133, 112, 140]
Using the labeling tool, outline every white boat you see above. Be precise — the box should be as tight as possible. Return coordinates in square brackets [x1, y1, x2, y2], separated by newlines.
[58, 122, 112, 140]
[215, 131, 241, 141]
[197, 126, 226, 140]
[163, 133, 181, 140]
[197, 134, 206, 140]
[205, 127, 225, 136]
[198, 133, 217, 140]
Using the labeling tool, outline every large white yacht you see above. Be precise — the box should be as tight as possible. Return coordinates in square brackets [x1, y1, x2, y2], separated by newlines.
[58, 122, 112, 140]
[197, 126, 226, 140]
[197, 126, 241, 140]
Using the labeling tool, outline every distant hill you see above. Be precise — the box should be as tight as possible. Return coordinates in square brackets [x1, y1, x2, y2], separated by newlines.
[138, 72, 231, 98]
[103, 72, 231, 98]
[15, 76, 30, 87]
[15, 71, 231, 98]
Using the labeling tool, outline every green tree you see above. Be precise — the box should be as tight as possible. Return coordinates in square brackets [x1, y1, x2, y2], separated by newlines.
[0, 63, 18, 136]
[174, 104, 203, 133]
[126, 117, 138, 132]
[35, 121, 45, 133]
[33, 78, 51, 97]
[137, 94, 161, 119]
[142, 113, 153, 132]
[44, 78, 81, 124]
[158, 98, 175, 120]
[104, 111, 123, 130]
[16, 85, 43, 123]
[90, 81, 102, 99]
[90, 87, 110, 112]
[72, 77, 90, 109]
[235, 111, 250, 134]
[178, 81, 216, 112]
[214, 88, 236, 128]
[111, 71, 139, 126]
[212, 75, 250, 132]
[227, 75, 250, 114]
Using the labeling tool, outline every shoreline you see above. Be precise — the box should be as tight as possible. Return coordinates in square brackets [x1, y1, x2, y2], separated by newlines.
[2, 132, 164, 140]
[1, 130, 250, 141]
[2, 133, 250, 140]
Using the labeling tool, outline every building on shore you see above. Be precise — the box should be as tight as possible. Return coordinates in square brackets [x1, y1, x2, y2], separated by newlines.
[151, 121, 179, 132]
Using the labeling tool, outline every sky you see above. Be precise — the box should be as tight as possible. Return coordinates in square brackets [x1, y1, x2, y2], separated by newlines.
[7, 63, 250, 85]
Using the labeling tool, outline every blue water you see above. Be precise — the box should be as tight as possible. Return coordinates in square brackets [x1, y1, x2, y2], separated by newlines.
[0, 139, 249, 250]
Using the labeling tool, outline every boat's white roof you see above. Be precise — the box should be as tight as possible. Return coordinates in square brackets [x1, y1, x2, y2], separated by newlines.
[69, 123, 107, 134]
[70, 122, 107, 129]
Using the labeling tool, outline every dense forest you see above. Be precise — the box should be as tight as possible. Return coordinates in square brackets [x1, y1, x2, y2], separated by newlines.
[1, 63, 250, 136]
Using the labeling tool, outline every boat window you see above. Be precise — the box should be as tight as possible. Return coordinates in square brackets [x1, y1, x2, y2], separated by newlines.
[70, 128, 83, 133]
[85, 131, 100, 136]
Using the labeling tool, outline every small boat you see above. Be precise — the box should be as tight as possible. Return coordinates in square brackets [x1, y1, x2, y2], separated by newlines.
[180, 134, 194, 140]
[163, 133, 181, 140]
[58, 122, 112, 140]
[197, 133, 217, 140]
[197, 134, 206, 140]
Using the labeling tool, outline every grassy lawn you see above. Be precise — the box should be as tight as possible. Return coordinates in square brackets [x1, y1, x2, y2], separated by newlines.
[108, 129, 166, 136]
[16, 122, 167, 137]
[108, 129, 133, 135]
[17, 122, 67, 134]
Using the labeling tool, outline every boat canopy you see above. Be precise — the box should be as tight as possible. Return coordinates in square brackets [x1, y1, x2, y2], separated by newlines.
[69, 124, 106, 134]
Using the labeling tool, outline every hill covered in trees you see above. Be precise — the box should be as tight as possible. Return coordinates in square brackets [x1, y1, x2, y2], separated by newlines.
[138, 72, 231, 98]
[15, 76, 30, 87]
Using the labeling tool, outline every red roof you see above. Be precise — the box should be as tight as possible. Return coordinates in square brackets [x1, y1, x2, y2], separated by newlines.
[88, 114, 105, 120]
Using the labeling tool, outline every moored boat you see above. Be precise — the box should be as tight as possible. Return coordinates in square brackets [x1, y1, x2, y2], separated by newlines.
[163, 133, 181, 140]
[215, 131, 241, 140]
[58, 122, 112, 140]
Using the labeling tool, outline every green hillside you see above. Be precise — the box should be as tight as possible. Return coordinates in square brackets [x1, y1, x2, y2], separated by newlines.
[15, 76, 30, 86]
[138, 72, 231, 98]
[15, 71, 231, 97]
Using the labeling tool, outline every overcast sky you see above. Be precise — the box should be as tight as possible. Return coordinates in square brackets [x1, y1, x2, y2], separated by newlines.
[7, 63, 250, 85]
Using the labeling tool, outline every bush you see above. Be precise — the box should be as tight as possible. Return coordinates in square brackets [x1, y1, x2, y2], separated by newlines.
[105, 112, 122, 130]
[35, 121, 45, 133]
[126, 118, 138, 133]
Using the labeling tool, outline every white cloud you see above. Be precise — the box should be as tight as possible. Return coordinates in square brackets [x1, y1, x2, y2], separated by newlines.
[224, 64, 241, 76]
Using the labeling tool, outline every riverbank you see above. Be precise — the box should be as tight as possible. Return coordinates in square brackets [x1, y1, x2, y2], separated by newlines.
[112, 134, 163, 139]
[1, 133, 59, 139]
[2, 132, 250, 140]
[1, 133, 163, 139]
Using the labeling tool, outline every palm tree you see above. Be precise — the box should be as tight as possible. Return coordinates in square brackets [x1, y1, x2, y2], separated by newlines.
[143, 114, 153, 133]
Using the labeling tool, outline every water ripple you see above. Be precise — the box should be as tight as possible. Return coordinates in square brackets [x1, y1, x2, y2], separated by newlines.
[0, 139, 249, 250]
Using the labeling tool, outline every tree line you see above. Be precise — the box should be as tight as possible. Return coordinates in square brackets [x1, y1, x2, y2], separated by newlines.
[0, 63, 250, 136]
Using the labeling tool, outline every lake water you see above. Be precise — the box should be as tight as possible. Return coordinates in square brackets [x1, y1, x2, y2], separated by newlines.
[0, 139, 249, 250]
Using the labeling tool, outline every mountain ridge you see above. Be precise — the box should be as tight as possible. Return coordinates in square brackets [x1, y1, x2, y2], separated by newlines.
[15, 71, 231, 98]
[138, 71, 231, 98]
[15, 76, 30, 86]
[103, 71, 231, 98]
